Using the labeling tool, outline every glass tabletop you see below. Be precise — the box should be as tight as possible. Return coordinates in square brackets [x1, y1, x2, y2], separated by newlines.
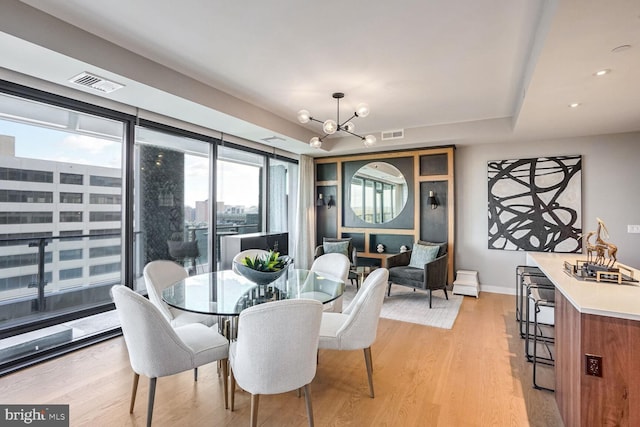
[162, 268, 344, 316]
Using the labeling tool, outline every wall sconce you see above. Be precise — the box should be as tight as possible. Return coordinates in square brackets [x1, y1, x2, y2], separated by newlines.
[317, 193, 335, 209]
[327, 195, 335, 209]
[427, 190, 438, 209]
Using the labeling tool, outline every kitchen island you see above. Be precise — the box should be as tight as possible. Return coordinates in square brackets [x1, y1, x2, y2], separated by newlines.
[527, 252, 640, 427]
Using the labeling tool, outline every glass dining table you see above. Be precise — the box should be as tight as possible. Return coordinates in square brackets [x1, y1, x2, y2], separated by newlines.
[162, 268, 344, 338]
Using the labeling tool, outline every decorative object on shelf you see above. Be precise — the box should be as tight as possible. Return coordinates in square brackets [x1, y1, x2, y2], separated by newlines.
[567, 217, 628, 283]
[376, 243, 385, 253]
[563, 260, 636, 284]
[297, 92, 377, 149]
[234, 250, 292, 286]
[400, 245, 408, 253]
[316, 193, 325, 206]
[594, 217, 617, 267]
[427, 190, 438, 209]
[581, 217, 619, 268]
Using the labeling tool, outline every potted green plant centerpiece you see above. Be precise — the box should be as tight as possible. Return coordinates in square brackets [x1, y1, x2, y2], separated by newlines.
[234, 250, 292, 286]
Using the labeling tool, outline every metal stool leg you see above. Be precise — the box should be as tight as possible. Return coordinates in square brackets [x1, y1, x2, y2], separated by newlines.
[533, 297, 555, 392]
[525, 286, 555, 362]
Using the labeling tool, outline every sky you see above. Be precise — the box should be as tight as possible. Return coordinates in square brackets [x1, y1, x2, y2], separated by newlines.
[0, 120, 260, 208]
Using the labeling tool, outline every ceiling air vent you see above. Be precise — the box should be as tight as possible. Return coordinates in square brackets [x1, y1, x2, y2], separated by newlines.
[381, 129, 404, 141]
[68, 72, 124, 94]
[261, 136, 286, 143]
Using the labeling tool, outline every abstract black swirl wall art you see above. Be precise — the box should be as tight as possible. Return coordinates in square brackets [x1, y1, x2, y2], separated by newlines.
[487, 155, 582, 252]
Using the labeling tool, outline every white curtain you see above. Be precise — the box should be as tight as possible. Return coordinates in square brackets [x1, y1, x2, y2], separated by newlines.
[292, 155, 315, 269]
[268, 164, 287, 232]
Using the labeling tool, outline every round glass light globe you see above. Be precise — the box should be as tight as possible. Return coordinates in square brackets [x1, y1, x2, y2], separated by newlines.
[356, 103, 370, 117]
[363, 134, 377, 146]
[297, 109, 311, 123]
[322, 119, 337, 134]
[309, 137, 322, 148]
[343, 121, 355, 132]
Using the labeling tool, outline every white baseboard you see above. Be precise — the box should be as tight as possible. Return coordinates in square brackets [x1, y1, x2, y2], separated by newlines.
[478, 285, 516, 295]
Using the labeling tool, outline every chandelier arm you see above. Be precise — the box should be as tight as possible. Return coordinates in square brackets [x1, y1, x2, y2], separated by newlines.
[340, 129, 366, 139]
[338, 114, 358, 128]
[308, 117, 324, 124]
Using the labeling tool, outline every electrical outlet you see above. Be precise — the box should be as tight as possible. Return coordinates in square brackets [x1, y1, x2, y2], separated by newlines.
[585, 354, 603, 377]
[628, 225, 640, 234]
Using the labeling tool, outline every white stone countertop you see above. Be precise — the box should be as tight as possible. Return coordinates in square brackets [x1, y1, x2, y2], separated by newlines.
[526, 252, 640, 321]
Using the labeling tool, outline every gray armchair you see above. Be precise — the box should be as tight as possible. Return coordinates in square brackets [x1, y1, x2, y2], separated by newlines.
[314, 237, 359, 289]
[386, 241, 448, 308]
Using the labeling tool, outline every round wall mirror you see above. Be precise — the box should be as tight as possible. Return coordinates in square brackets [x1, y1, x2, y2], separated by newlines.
[350, 162, 408, 224]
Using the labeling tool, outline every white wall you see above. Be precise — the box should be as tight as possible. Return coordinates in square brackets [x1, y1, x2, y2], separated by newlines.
[455, 132, 640, 294]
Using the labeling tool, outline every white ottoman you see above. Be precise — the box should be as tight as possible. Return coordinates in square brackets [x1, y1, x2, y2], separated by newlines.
[452, 270, 479, 298]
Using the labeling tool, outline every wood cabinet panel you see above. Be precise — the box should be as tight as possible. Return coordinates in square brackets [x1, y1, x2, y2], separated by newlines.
[581, 313, 640, 426]
[555, 290, 582, 427]
[555, 290, 640, 427]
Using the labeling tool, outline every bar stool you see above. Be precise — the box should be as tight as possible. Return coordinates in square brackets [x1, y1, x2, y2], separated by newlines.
[528, 285, 555, 391]
[523, 276, 554, 361]
[516, 265, 552, 338]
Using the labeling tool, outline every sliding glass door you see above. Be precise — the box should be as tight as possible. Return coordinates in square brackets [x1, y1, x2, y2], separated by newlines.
[133, 125, 214, 289]
[0, 82, 299, 374]
[0, 91, 125, 365]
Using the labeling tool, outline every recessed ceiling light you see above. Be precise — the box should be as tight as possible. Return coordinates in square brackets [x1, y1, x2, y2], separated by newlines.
[593, 69, 611, 76]
[569, 103, 581, 108]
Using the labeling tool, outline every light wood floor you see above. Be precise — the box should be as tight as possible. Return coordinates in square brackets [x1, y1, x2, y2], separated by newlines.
[0, 292, 562, 426]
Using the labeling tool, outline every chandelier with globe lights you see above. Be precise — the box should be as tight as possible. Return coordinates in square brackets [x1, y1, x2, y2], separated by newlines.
[297, 92, 377, 149]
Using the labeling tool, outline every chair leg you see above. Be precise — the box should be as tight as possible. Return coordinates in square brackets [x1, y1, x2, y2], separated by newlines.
[363, 347, 375, 398]
[443, 287, 449, 300]
[194, 367, 198, 381]
[303, 384, 315, 427]
[429, 289, 433, 308]
[221, 358, 229, 409]
[250, 394, 260, 427]
[129, 373, 140, 414]
[387, 282, 392, 297]
[147, 377, 157, 427]
[230, 367, 236, 411]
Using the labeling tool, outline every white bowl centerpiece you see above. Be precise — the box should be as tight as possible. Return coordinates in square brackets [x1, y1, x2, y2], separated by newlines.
[233, 250, 292, 286]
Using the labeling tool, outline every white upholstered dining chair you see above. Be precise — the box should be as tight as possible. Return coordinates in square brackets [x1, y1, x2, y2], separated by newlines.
[317, 267, 389, 397]
[310, 253, 351, 312]
[143, 260, 217, 328]
[229, 299, 323, 427]
[111, 285, 229, 427]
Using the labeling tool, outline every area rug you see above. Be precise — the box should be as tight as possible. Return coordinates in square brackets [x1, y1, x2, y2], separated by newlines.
[342, 283, 464, 329]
